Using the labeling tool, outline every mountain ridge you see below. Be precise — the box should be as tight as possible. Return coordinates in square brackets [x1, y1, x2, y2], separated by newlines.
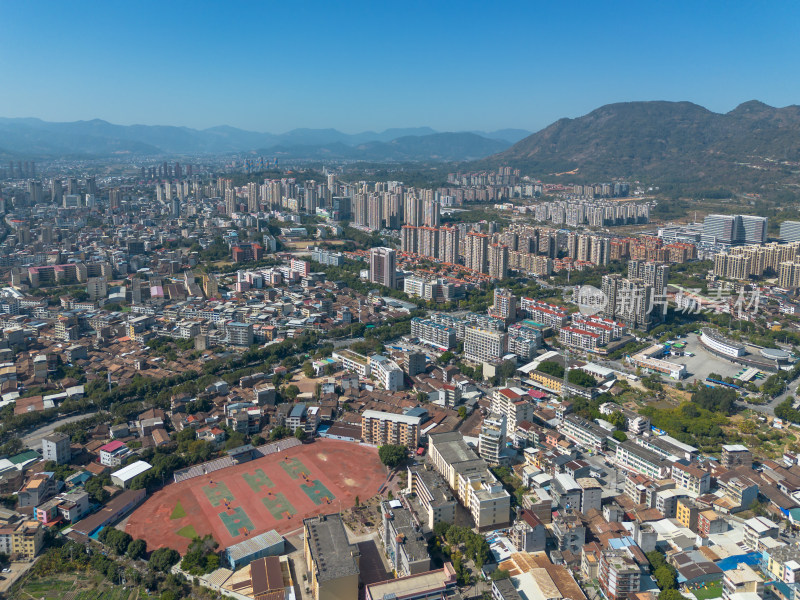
[480, 100, 800, 186]
[0, 117, 528, 159]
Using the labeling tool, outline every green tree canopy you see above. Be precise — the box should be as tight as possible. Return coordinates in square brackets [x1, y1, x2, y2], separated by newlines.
[378, 444, 407, 468]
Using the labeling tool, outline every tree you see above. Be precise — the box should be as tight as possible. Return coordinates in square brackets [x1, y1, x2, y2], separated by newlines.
[658, 590, 686, 600]
[294, 427, 307, 441]
[608, 411, 627, 431]
[378, 444, 407, 469]
[302, 362, 315, 378]
[458, 406, 467, 419]
[490, 568, 511, 581]
[612, 430, 628, 442]
[433, 521, 451, 539]
[438, 351, 455, 365]
[567, 369, 598, 388]
[654, 565, 677, 590]
[284, 385, 300, 402]
[537, 361, 564, 378]
[354, 496, 360, 507]
[149, 547, 180, 572]
[126, 538, 147, 560]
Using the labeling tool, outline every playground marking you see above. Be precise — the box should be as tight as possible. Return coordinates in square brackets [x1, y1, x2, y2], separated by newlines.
[218, 506, 254, 538]
[280, 457, 311, 480]
[202, 482, 234, 507]
[262, 492, 297, 520]
[301, 479, 336, 506]
[243, 469, 275, 492]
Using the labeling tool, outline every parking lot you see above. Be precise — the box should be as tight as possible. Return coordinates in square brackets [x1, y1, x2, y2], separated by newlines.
[667, 333, 756, 385]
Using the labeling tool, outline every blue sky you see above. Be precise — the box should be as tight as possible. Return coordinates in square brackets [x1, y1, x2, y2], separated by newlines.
[1, 1, 798, 133]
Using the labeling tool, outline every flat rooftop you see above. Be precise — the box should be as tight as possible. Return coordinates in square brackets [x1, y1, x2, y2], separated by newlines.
[303, 514, 359, 582]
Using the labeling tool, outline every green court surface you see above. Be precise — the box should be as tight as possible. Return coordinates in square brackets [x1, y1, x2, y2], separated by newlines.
[243, 468, 274, 492]
[218, 506, 254, 537]
[170, 501, 186, 520]
[202, 482, 234, 507]
[280, 457, 311, 479]
[262, 492, 298, 520]
[301, 479, 336, 506]
[176, 524, 198, 539]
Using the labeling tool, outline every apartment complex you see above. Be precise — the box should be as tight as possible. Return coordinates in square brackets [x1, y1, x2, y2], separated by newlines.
[427, 432, 511, 529]
[464, 325, 507, 364]
[361, 410, 422, 448]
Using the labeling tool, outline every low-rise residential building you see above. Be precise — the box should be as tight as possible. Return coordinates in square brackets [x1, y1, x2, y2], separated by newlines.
[410, 317, 457, 350]
[599, 548, 643, 600]
[303, 513, 360, 600]
[381, 500, 430, 577]
[672, 462, 711, 495]
[615, 441, 671, 480]
[698, 510, 728, 537]
[509, 508, 546, 552]
[722, 563, 763, 600]
[332, 349, 370, 378]
[721, 444, 753, 469]
[362, 410, 421, 448]
[743, 516, 779, 550]
[559, 415, 607, 453]
[98, 440, 130, 467]
[369, 354, 404, 391]
[406, 466, 457, 530]
[427, 431, 511, 529]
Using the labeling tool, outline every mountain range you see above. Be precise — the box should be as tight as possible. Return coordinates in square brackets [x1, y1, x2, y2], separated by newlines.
[0, 117, 529, 161]
[483, 100, 800, 185]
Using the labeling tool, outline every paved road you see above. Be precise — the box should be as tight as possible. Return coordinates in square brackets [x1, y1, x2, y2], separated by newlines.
[20, 411, 99, 449]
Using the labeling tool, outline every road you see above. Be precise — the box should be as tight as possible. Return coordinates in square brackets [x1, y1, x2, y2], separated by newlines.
[739, 377, 800, 417]
[21, 411, 99, 449]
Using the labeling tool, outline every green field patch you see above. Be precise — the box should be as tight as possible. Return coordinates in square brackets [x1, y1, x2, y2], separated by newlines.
[262, 492, 297, 520]
[176, 524, 198, 539]
[301, 479, 336, 506]
[219, 506, 254, 537]
[280, 457, 311, 479]
[243, 468, 274, 492]
[202, 481, 234, 507]
[170, 501, 186, 520]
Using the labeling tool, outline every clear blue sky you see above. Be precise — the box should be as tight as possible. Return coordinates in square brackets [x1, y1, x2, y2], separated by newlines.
[1, 1, 798, 133]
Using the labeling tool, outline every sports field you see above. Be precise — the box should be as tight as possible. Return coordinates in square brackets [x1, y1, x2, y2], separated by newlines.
[125, 439, 385, 553]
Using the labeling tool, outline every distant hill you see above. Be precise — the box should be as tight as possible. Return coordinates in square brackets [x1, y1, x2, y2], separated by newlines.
[0, 118, 515, 160]
[261, 132, 510, 162]
[482, 100, 800, 186]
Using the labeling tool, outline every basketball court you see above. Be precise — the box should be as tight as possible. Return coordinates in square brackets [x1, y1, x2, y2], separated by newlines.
[125, 439, 385, 553]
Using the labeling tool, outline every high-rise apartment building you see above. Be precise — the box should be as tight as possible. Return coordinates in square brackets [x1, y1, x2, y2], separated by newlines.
[490, 288, 516, 321]
[465, 232, 489, 274]
[479, 413, 507, 465]
[779, 261, 800, 289]
[225, 188, 237, 215]
[369, 247, 397, 289]
[439, 226, 459, 264]
[601, 274, 655, 331]
[488, 244, 509, 280]
[247, 182, 259, 213]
